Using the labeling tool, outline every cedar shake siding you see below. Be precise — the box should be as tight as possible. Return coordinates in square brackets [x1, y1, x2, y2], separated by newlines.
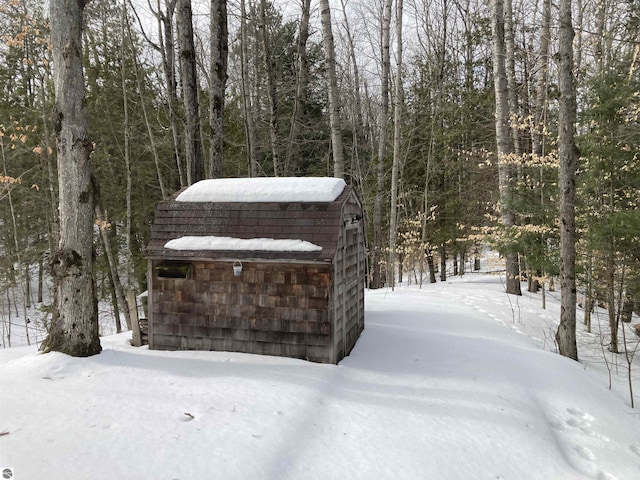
[146, 180, 365, 364]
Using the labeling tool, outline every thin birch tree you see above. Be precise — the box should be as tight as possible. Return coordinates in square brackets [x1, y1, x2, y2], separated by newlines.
[239, 0, 258, 177]
[389, 0, 403, 290]
[319, 0, 345, 179]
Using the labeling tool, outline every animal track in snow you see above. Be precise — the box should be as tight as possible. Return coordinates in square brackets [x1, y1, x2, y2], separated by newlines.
[564, 407, 609, 440]
[596, 471, 620, 480]
[567, 407, 594, 422]
[574, 445, 596, 461]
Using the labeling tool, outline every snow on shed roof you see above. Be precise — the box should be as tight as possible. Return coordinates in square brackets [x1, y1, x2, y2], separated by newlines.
[165, 236, 323, 252]
[176, 177, 346, 203]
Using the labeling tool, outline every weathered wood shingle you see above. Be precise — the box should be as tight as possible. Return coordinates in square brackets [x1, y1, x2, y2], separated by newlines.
[146, 180, 365, 363]
[146, 187, 354, 263]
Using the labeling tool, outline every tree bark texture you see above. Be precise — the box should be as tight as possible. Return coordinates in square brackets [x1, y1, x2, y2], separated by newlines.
[209, 0, 228, 179]
[491, 0, 521, 296]
[176, 0, 204, 184]
[532, 0, 551, 159]
[158, 0, 186, 187]
[319, 0, 345, 179]
[389, 0, 404, 290]
[95, 201, 131, 332]
[371, 0, 393, 289]
[285, 0, 311, 176]
[504, 0, 521, 157]
[43, 0, 101, 357]
[339, 0, 365, 187]
[555, 0, 579, 361]
[259, 0, 283, 177]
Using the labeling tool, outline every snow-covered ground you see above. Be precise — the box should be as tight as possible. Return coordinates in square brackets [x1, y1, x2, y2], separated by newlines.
[1, 273, 640, 480]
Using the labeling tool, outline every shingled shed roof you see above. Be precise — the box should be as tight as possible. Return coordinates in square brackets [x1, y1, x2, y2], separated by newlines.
[146, 177, 357, 263]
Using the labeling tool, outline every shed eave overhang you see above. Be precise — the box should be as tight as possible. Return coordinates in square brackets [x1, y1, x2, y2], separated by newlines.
[146, 251, 334, 265]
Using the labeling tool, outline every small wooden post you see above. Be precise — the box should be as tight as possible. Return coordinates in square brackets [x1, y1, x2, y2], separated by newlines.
[128, 290, 142, 347]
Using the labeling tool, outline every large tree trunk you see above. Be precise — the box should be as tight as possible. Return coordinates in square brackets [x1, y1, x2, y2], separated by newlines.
[319, 0, 345, 179]
[208, 0, 228, 179]
[42, 0, 100, 357]
[176, 0, 204, 184]
[555, 0, 578, 361]
[491, 0, 521, 296]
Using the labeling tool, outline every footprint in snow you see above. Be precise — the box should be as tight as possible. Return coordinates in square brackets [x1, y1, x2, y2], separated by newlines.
[567, 407, 595, 422]
[574, 445, 596, 461]
[596, 471, 619, 480]
[549, 419, 565, 431]
[565, 409, 610, 441]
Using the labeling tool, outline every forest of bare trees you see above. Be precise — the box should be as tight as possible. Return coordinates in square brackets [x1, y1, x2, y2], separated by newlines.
[0, 0, 638, 359]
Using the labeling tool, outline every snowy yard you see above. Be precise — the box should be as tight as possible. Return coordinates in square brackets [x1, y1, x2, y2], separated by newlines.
[1, 273, 640, 479]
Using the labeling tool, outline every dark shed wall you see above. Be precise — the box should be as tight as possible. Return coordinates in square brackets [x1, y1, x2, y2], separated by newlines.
[149, 260, 334, 363]
[332, 191, 366, 360]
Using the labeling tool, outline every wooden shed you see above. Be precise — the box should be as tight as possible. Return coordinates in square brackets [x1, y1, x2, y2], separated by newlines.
[145, 177, 365, 364]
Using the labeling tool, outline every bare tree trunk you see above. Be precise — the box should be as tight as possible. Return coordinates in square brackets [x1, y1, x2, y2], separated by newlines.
[319, 0, 345, 179]
[1, 142, 30, 343]
[491, 0, 521, 296]
[95, 201, 131, 333]
[595, 0, 606, 74]
[606, 250, 619, 353]
[209, 0, 228, 179]
[42, 0, 100, 356]
[583, 249, 593, 332]
[574, 0, 584, 75]
[176, 0, 204, 184]
[555, 0, 578, 361]
[285, 0, 311, 176]
[371, 0, 393, 289]
[532, 0, 550, 159]
[239, 0, 258, 177]
[259, 0, 283, 177]
[339, 0, 365, 186]
[504, 0, 521, 158]
[124, 2, 167, 199]
[37, 255, 43, 303]
[389, 0, 404, 290]
[120, 1, 135, 275]
[157, 0, 186, 187]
